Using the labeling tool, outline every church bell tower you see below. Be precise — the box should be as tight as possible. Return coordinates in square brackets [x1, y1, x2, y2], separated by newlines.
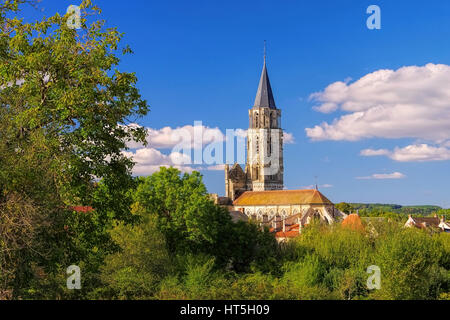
[224, 45, 284, 201]
[245, 48, 284, 191]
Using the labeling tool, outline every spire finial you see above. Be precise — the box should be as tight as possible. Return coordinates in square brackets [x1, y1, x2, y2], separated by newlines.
[315, 176, 318, 190]
[253, 41, 276, 109]
[263, 40, 267, 63]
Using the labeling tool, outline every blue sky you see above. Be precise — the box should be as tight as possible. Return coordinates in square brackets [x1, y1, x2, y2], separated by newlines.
[22, 0, 450, 207]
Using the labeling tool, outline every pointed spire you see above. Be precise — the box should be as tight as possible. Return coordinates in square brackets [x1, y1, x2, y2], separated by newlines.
[253, 42, 276, 109]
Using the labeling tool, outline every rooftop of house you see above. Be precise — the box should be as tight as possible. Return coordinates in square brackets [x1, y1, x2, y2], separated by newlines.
[71, 206, 94, 213]
[342, 213, 365, 231]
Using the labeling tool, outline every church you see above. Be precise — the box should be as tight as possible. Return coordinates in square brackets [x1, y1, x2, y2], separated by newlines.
[218, 52, 346, 238]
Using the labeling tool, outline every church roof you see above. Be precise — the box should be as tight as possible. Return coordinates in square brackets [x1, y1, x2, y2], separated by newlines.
[233, 189, 333, 206]
[253, 59, 277, 109]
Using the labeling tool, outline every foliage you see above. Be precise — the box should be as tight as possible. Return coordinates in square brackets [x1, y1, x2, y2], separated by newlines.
[131, 167, 279, 273]
[373, 225, 448, 299]
[132, 168, 232, 261]
[0, 0, 148, 298]
[95, 214, 171, 300]
[335, 202, 354, 214]
[352, 203, 443, 217]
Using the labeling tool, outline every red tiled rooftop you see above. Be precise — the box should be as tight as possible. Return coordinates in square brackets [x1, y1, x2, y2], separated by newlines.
[342, 214, 364, 231]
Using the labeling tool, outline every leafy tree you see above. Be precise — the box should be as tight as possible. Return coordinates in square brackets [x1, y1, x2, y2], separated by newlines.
[225, 221, 280, 274]
[96, 214, 171, 299]
[0, 0, 148, 298]
[132, 167, 280, 272]
[435, 209, 450, 219]
[335, 202, 354, 214]
[132, 168, 231, 261]
[374, 226, 445, 300]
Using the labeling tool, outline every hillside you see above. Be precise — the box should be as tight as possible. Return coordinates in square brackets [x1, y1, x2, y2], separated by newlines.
[349, 203, 442, 217]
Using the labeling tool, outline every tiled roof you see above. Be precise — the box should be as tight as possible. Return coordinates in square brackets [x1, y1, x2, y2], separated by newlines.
[273, 223, 300, 238]
[410, 216, 440, 228]
[71, 206, 94, 213]
[342, 214, 364, 231]
[233, 189, 333, 206]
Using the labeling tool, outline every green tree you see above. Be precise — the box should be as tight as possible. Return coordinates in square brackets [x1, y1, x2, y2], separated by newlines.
[0, 0, 148, 298]
[374, 226, 445, 300]
[132, 167, 233, 265]
[132, 167, 280, 272]
[96, 214, 171, 299]
[335, 202, 355, 214]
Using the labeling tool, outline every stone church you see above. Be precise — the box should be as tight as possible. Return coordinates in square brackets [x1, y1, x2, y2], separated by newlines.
[220, 53, 345, 236]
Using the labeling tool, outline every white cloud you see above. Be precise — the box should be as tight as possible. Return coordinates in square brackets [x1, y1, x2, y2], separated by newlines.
[126, 123, 225, 149]
[361, 144, 450, 162]
[283, 132, 295, 144]
[306, 64, 450, 142]
[360, 148, 391, 157]
[122, 148, 194, 176]
[356, 172, 406, 180]
[126, 124, 295, 149]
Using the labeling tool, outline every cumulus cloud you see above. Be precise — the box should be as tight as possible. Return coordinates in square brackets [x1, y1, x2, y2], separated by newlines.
[360, 149, 391, 157]
[127, 124, 295, 149]
[283, 132, 295, 144]
[306, 64, 450, 142]
[356, 172, 406, 180]
[361, 144, 450, 162]
[122, 148, 194, 176]
[126, 123, 224, 149]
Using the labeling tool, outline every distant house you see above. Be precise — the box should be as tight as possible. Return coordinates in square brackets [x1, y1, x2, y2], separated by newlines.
[71, 206, 94, 213]
[440, 219, 450, 233]
[404, 214, 450, 232]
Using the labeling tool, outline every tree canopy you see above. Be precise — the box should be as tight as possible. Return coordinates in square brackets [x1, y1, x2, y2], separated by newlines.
[0, 0, 148, 298]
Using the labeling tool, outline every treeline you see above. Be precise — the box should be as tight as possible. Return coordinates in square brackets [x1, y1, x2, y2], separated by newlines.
[336, 203, 448, 218]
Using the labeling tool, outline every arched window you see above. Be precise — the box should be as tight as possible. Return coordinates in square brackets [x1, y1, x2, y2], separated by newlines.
[255, 112, 259, 128]
[256, 136, 259, 154]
